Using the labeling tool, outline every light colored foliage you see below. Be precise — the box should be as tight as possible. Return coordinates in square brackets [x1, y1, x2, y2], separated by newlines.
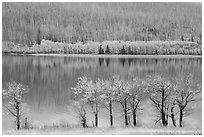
[2, 3, 202, 45]
[2, 81, 29, 130]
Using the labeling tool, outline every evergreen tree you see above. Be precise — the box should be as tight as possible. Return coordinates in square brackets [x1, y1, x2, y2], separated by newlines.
[105, 45, 110, 54]
[36, 26, 41, 45]
[98, 44, 104, 54]
[119, 45, 126, 55]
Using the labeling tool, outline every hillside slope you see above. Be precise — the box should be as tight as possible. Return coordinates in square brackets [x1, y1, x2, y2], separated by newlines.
[2, 2, 202, 46]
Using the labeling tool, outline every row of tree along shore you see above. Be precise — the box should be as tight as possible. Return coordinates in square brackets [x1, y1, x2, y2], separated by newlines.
[2, 40, 202, 55]
[72, 74, 201, 128]
[2, 74, 201, 130]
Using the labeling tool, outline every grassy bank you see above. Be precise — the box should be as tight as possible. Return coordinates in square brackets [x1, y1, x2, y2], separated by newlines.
[2, 40, 202, 55]
[3, 127, 202, 135]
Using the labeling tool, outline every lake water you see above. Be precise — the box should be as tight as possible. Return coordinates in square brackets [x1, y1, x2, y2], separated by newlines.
[2, 55, 202, 130]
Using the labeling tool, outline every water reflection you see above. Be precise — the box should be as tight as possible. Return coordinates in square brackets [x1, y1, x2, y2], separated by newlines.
[2, 55, 202, 129]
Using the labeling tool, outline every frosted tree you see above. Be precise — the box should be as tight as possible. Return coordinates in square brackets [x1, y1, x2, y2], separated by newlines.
[173, 74, 201, 127]
[73, 101, 88, 128]
[72, 77, 101, 127]
[113, 76, 131, 126]
[128, 77, 146, 126]
[2, 81, 29, 130]
[96, 78, 117, 127]
[147, 75, 172, 127]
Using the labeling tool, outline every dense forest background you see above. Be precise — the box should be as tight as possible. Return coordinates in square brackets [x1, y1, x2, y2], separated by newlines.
[2, 2, 202, 46]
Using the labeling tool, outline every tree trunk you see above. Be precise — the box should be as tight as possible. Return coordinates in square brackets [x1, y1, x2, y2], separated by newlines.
[124, 100, 128, 126]
[16, 103, 20, 130]
[179, 107, 183, 127]
[109, 100, 113, 127]
[25, 117, 28, 129]
[16, 116, 20, 130]
[95, 112, 98, 127]
[171, 105, 176, 127]
[161, 90, 166, 126]
[94, 101, 98, 127]
[133, 109, 137, 126]
[165, 114, 168, 126]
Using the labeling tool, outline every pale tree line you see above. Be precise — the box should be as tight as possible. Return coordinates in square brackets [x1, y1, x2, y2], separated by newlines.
[72, 73, 201, 128]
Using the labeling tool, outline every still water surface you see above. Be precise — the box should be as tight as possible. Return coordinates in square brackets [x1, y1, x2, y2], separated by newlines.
[2, 55, 202, 130]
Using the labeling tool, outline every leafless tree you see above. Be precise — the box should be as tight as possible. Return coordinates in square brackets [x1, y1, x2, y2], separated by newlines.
[73, 101, 88, 128]
[113, 76, 131, 126]
[147, 75, 172, 127]
[2, 81, 29, 130]
[96, 79, 115, 127]
[129, 77, 146, 126]
[72, 77, 101, 127]
[173, 74, 201, 127]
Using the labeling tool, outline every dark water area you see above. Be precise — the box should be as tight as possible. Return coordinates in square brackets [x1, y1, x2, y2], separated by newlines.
[2, 55, 202, 130]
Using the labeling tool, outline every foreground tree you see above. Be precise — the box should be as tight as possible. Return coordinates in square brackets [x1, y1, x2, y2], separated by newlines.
[129, 77, 146, 126]
[113, 76, 131, 126]
[72, 77, 101, 127]
[96, 79, 115, 127]
[147, 75, 172, 127]
[73, 101, 88, 128]
[2, 81, 29, 130]
[170, 99, 177, 127]
[173, 74, 201, 127]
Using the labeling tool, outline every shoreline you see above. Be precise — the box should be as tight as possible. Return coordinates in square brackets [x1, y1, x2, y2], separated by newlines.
[3, 127, 202, 135]
[4, 53, 202, 58]
[3, 40, 202, 57]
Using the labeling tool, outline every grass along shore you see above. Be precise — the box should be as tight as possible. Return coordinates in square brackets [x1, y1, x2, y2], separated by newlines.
[3, 127, 202, 135]
[2, 40, 202, 55]
[22, 54, 202, 58]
